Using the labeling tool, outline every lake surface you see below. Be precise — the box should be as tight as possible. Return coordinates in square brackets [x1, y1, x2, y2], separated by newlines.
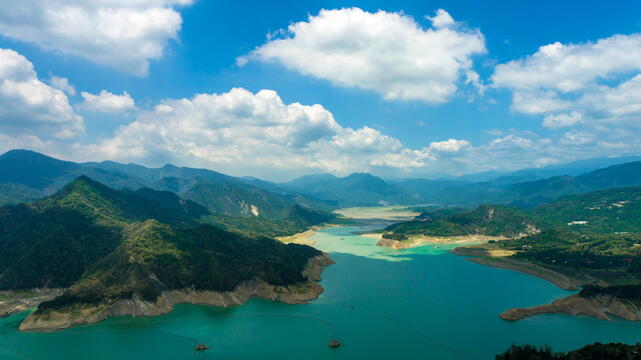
[2, 218, 641, 359]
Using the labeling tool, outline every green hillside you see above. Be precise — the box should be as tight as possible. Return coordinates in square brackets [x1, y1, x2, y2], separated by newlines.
[0, 177, 322, 313]
[497, 342, 641, 360]
[420, 187, 641, 294]
[41, 220, 319, 309]
[415, 160, 641, 208]
[0, 176, 207, 289]
[531, 187, 641, 234]
[384, 205, 537, 239]
[0, 150, 334, 237]
[0, 150, 148, 202]
[386, 187, 641, 240]
[284, 172, 420, 206]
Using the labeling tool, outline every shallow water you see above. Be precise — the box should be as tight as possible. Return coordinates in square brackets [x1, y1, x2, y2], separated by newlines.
[2, 220, 641, 359]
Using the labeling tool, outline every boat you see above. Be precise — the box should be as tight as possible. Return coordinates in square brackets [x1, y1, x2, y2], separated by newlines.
[194, 344, 208, 352]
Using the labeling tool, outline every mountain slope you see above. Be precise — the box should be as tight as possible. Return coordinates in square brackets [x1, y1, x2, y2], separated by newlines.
[531, 186, 641, 234]
[284, 172, 420, 206]
[0, 150, 148, 200]
[0, 176, 208, 289]
[420, 160, 641, 208]
[386, 186, 641, 240]
[41, 220, 320, 309]
[385, 205, 538, 239]
[0, 177, 331, 331]
[0, 150, 334, 236]
[506, 161, 641, 208]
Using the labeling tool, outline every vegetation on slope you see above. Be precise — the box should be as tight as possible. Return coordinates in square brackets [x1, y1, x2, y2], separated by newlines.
[41, 220, 319, 309]
[0, 177, 322, 313]
[386, 187, 641, 239]
[496, 342, 641, 360]
[284, 172, 420, 207]
[531, 187, 641, 234]
[387, 187, 641, 295]
[384, 205, 537, 240]
[0, 176, 207, 289]
[0, 150, 334, 237]
[403, 159, 641, 208]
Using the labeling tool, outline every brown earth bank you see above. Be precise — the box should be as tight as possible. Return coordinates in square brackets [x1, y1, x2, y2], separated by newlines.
[276, 224, 343, 246]
[0, 289, 64, 318]
[500, 294, 641, 321]
[462, 255, 586, 291]
[376, 234, 507, 250]
[19, 254, 334, 332]
[452, 245, 635, 322]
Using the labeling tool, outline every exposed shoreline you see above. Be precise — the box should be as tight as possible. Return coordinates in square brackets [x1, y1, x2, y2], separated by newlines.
[0, 289, 64, 319]
[374, 234, 507, 250]
[500, 294, 641, 322]
[368, 223, 636, 323]
[451, 245, 630, 322]
[453, 249, 584, 291]
[276, 224, 342, 246]
[18, 254, 334, 332]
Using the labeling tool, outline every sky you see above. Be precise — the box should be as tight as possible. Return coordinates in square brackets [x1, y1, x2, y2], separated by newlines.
[1, 0, 641, 181]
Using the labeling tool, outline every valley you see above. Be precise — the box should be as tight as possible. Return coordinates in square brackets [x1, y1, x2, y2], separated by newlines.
[3, 150, 641, 358]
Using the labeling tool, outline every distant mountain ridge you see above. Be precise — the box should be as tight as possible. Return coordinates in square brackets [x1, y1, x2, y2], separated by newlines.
[0, 150, 333, 236]
[385, 186, 641, 239]
[410, 160, 641, 208]
[283, 172, 420, 206]
[4, 149, 641, 212]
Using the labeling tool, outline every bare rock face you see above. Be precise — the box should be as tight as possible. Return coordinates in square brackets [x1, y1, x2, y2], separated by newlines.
[0, 289, 63, 319]
[376, 238, 404, 249]
[500, 294, 641, 321]
[19, 254, 334, 332]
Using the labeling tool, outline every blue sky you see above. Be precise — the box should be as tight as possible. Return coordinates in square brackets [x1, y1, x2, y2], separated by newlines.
[1, 0, 641, 180]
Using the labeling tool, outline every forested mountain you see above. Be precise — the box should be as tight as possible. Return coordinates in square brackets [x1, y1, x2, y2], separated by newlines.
[5, 149, 641, 215]
[0, 150, 333, 236]
[283, 172, 420, 206]
[0, 176, 208, 289]
[0, 150, 148, 199]
[385, 205, 537, 239]
[0, 176, 326, 330]
[385, 186, 641, 239]
[497, 342, 641, 360]
[418, 160, 641, 208]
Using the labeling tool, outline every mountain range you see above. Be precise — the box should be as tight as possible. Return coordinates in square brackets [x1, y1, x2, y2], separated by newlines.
[281, 158, 641, 208]
[0, 150, 332, 236]
[3, 149, 641, 213]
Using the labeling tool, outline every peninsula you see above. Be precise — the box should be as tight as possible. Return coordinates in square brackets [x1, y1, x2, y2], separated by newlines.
[376, 188, 641, 322]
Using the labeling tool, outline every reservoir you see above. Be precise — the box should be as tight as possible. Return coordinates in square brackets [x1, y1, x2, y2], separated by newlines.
[2, 212, 640, 359]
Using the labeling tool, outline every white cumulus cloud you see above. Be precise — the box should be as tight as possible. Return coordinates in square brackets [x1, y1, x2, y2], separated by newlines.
[81, 90, 136, 113]
[239, 8, 486, 103]
[49, 76, 76, 96]
[0, 0, 193, 76]
[492, 33, 641, 127]
[427, 138, 470, 153]
[542, 111, 583, 129]
[84, 88, 431, 178]
[0, 48, 83, 139]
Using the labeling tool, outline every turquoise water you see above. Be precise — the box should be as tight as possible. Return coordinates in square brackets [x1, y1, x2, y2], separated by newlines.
[2, 221, 641, 359]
